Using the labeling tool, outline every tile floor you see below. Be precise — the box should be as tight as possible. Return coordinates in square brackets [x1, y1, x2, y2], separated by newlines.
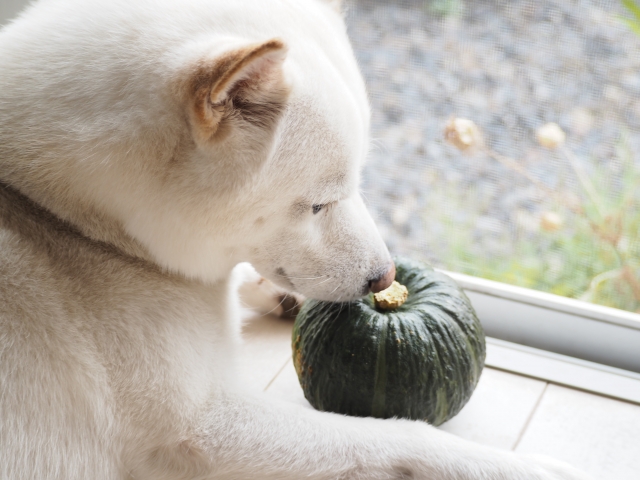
[239, 314, 640, 480]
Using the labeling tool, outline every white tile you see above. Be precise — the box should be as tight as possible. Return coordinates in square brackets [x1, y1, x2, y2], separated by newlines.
[237, 314, 294, 391]
[516, 384, 640, 480]
[485, 338, 640, 404]
[265, 360, 313, 408]
[438, 368, 547, 450]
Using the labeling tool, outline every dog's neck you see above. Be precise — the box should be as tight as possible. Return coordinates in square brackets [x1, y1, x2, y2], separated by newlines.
[0, 181, 156, 267]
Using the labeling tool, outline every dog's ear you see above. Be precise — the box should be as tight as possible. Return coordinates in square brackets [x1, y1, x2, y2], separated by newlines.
[184, 38, 290, 144]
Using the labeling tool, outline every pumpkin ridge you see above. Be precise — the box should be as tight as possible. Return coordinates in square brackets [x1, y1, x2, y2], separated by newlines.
[371, 316, 388, 417]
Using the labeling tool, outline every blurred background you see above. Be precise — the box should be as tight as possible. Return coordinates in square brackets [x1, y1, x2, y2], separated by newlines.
[0, 0, 25, 26]
[346, 0, 640, 313]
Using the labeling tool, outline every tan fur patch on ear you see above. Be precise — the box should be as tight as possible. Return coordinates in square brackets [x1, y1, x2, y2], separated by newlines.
[185, 39, 290, 144]
[208, 39, 286, 103]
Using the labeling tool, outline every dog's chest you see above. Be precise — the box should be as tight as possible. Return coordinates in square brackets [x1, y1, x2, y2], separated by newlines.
[90, 273, 240, 417]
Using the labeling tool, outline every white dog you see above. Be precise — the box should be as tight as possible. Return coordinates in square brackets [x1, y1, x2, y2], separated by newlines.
[0, 0, 592, 478]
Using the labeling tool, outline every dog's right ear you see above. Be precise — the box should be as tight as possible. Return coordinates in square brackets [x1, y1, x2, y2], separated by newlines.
[180, 38, 290, 145]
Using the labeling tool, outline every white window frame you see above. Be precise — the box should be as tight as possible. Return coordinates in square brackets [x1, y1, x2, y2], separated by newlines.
[444, 270, 640, 372]
[442, 271, 640, 404]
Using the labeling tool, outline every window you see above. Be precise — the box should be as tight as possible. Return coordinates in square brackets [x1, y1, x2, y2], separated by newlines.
[347, 0, 639, 315]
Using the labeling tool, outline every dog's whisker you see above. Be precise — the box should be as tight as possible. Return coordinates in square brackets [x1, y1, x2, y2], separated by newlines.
[369, 137, 387, 155]
[276, 274, 328, 281]
[314, 276, 333, 286]
[261, 293, 288, 317]
[269, 271, 331, 282]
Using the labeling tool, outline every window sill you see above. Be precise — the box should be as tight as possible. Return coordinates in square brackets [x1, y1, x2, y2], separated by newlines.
[485, 337, 640, 405]
[442, 270, 640, 374]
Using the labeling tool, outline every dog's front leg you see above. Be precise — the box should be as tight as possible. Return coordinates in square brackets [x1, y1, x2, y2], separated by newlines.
[190, 392, 592, 480]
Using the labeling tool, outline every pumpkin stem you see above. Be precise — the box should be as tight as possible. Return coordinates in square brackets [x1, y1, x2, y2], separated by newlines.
[373, 281, 408, 310]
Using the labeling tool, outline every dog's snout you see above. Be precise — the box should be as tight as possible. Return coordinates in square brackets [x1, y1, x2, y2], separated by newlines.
[368, 261, 396, 293]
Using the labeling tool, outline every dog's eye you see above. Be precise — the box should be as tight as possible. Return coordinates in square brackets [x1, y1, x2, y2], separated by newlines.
[312, 204, 325, 215]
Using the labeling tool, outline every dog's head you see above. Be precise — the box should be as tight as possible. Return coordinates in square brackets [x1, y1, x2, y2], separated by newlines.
[0, 0, 392, 301]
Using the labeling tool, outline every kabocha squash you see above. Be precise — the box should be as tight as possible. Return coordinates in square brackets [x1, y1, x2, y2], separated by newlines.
[292, 257, 485, 426]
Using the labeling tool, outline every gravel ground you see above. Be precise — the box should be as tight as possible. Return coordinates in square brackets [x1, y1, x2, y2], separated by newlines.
[344, 0, 640, 271]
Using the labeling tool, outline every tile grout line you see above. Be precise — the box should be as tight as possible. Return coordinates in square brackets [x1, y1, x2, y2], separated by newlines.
[263, 355, 292, 392]
[486, 364, 640, 407]
[511, 382, 549, 451]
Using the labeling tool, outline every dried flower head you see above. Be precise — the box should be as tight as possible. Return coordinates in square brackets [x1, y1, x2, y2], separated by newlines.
[444, 118, 482, 151]
[540, 211, 564, 232]
[536, 123, 566, 149]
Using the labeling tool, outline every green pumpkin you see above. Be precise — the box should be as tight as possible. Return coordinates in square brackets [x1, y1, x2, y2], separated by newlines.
[292, 257, 485, 426]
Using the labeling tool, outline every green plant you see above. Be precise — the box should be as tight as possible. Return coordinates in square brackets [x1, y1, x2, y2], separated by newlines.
[426, 0, 463, 17]
[440, 120, 640, 313]
[621, 0, 640, 35]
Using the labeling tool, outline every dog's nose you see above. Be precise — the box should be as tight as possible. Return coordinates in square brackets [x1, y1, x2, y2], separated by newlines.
[368, 261, 396, 293]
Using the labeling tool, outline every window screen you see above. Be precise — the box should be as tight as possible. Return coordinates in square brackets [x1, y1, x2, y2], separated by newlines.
[346, 0, 640, 313]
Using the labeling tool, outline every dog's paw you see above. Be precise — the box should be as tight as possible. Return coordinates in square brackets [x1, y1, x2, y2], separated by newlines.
[275, 291, 304, 319]
[237, 263, 304, 319]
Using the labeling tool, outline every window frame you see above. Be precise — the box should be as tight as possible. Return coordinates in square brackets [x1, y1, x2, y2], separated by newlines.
[444, 270, 640, 374]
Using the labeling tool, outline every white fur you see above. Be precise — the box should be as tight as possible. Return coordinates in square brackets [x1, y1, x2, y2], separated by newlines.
[0, 0, 592, 478]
